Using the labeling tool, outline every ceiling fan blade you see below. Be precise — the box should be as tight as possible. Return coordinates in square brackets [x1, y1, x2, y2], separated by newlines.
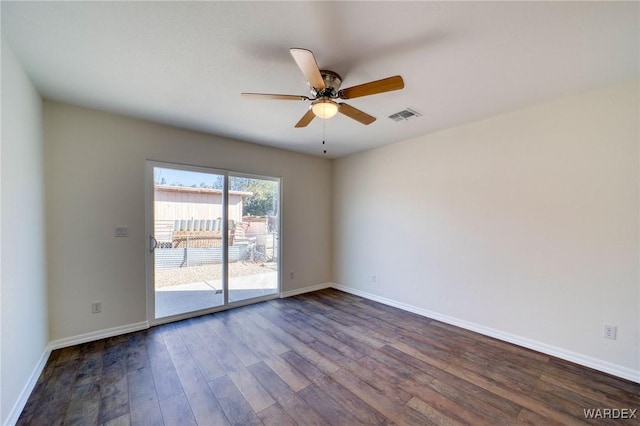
[290, 48, 325, 90]
[338, 103, 376, 125]
[242, 93, 309, 101]
[339, 75, 404, 99]
[295, 108, 316, 128]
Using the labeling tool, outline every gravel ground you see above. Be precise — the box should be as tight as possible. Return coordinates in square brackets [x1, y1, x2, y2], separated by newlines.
[155, 262, 277, 288]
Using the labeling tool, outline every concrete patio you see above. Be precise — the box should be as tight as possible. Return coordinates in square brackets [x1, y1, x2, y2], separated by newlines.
[155, 271, 278, 318]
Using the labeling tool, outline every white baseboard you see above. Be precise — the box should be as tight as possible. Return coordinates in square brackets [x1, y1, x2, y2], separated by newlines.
[280, 282, 332, 298]
[4, 345, 51, 426]
[331, 283, 640, 384]
[48, 321, 149, 351]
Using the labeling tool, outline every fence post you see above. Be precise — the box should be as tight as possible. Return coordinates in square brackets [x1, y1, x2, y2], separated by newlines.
[185, 235, 189, 267]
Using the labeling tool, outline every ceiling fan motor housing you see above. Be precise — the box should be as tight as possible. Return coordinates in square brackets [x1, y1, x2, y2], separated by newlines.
[311, 70, 342, 98]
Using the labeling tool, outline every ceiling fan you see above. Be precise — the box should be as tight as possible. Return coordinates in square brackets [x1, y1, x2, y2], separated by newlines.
[242, 48, 405, 127]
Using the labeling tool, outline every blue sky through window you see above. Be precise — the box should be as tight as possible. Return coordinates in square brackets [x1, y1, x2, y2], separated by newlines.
[154, 167, 221, 188]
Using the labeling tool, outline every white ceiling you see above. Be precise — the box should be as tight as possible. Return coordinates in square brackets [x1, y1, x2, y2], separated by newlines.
[2, 1, 638, 158]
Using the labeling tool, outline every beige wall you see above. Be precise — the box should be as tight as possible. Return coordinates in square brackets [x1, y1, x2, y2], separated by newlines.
[1, 39, 48, 424]
[333, 80, 640, 379]
[45, 102, 332, 341]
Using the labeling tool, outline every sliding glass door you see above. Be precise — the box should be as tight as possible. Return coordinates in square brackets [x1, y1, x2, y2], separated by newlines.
[147, 163, 280, 321]
[228, 175, 279, 303]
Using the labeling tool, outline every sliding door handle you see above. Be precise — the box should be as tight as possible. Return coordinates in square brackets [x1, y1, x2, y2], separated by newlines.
[149, 235, 158, 253]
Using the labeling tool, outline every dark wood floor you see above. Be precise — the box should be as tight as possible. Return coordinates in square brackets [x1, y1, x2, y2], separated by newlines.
[18, 289, 640, 425]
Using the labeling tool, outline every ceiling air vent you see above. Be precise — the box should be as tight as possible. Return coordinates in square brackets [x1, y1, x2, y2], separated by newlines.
[388, 108, 422, 122]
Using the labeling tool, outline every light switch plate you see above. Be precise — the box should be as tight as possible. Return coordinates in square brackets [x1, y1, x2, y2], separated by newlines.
[114, 226, 128, 237]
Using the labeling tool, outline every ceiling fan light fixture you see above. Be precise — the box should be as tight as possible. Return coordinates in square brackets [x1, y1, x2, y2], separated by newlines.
[311, 99, 339, 119]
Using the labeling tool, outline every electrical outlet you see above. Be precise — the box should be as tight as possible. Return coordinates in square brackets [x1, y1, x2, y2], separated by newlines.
[371, 274, 377, 283]
[604, 325, 617, 340]
[91, 302, 102, 314]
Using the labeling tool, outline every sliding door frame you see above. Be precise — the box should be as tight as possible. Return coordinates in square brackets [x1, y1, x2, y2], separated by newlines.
[145, 160, 282, 326]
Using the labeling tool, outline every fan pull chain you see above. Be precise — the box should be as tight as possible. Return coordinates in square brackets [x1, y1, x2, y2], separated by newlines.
[322, 117, 327, 155]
